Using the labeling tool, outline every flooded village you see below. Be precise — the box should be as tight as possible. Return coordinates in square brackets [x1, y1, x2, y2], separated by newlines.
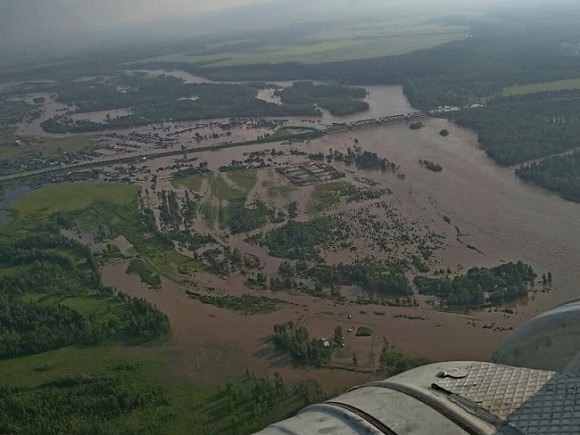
[2, 70, 580, 391]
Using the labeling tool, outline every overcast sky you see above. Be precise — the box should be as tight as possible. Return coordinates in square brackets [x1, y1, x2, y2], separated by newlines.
[0, 0, 271, 41]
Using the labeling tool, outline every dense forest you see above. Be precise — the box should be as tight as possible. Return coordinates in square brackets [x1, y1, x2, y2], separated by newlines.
[0, 369, 169, 435]
[516, 151, 580, 202]
[276, 82, 369, 116]
[33, 75, 365, 134]
[453, 92, 580, 166]
[0, 360, 324, 435]
[39, 77, 374, 133]
[222, 200, 273, 234]
[414, 261, 536, 309]
[260, 217, 350, 262]
[39, 75, 323, 133]
[0, 235, 170, 360]
[296, 261, 412, 297]
[270, 259, 412, 298]
[152, 15, 580, 109]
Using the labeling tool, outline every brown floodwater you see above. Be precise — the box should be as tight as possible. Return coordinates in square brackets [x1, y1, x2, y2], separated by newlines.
[15, 72, 579, 385]
[18, 92, 73, 137]
[133, 107, 580, 366]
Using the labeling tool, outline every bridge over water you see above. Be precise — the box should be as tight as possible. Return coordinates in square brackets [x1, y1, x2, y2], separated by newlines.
[324, 111, 429, 133]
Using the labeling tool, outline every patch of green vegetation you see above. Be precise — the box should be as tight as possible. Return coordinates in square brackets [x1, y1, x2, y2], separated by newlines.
[379, 340, 429, 374]
[220, 200, 272, 234]
[11, 183, 138, 216]
[517, 151, 580, 202]
[419, 159, 443, 172]
[503, 77, 580, 96]
[126, 258, 162, 289]
[272, 322, 334, 368]
[200, 172, 274, 234]
[0, 346, 321, 435]
[186, 291, 285, 315]
[267, 183, 297, 199]
[0, 193, 171, 360]
[201, 202, 218, 229]
[39, 75, 320, 133]
[0, 370, 169, 434]
[331, 147, 392, 172]
[261, 216, 349, 261]
[59, 296, 116, 318]
[225, 169, 258, 193]
[356, 326, 373, 337]
[0, 99, 40, 125]
[308, 181, 351, 215]
[213, 173, 246, 202]
[276, 82, 368, 116]
[414, 261, 536, 309]
[308, 181, 387, 215]
[298, 260, 413, 297]
[171, 173, 207, 192]
[137, 27, 466, 67]
[454, 93, 580, 165]
[21, 184, 204, 282]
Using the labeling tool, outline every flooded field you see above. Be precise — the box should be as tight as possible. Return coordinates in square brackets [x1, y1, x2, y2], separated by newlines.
[9, 72, 580, 391]
[96, 111, 580, 390]
[17, 92, 72, 137]
[16, 70, 413, 142]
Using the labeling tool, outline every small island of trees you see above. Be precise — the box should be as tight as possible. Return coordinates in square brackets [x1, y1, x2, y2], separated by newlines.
[414, 261, 537, 309]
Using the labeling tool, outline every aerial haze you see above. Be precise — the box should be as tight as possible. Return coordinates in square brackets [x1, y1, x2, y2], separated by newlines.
[0, 0, 497, 62]
[2, 0, 580, 433]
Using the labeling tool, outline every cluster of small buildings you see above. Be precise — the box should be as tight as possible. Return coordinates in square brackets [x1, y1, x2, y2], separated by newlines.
[277, 162, 345, 186]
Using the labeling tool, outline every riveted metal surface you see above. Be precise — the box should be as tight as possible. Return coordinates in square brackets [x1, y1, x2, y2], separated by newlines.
[434, 362, 580, 434]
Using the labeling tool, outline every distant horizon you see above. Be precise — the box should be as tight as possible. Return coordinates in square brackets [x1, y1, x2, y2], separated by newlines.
[1, 0, 577, 66]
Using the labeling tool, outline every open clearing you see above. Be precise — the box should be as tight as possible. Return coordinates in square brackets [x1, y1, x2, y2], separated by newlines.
[503, 77, 580, 96]
[10, 183, 138, 215]
[0, 135, 96, 160]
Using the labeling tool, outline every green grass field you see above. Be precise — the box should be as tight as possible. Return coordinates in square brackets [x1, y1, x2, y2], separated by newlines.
[201, 201, 218, 228]
[172, 171, 255, 201]
[212, 174, 246, 202]
[8, 182, 203, 281]
[171, 173, 207, 191]
[225, 169, 258, 193]
[126, 258, 162, 288]
[0, 135, 97, 160]
[0, 344, 313, 434]
[136, 25, 467, 67]
[308, 181, 351, 215]
[503, 77, 580, 96]
[11, 183, 138, 215]
[266, 183, 296, 199]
